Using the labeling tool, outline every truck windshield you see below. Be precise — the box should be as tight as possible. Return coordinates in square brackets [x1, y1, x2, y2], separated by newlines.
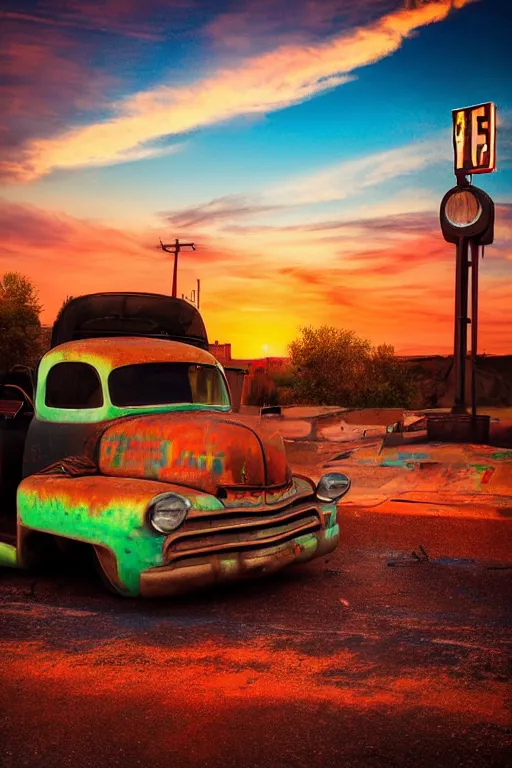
[108, 363, 230, 407]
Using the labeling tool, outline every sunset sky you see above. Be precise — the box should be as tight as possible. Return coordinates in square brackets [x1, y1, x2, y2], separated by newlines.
[1, 0, 511, 357]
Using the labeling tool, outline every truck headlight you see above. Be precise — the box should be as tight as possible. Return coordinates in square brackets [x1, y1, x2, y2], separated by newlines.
[148, 493, 191, 533]
[317, 472, 351, 502]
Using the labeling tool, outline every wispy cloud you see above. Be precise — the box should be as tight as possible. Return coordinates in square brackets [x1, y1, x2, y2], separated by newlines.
[0, 198, 161, 317]
[5, 0, 473, 181]
[205, 0, 399, 54]
[0, 16, 120, 179]
[267, 136, 451, 205]
[0, 33, 113, 137]
[0, 1, 189, 41]
[0, 0, 196, 177]
[162, 195, 284, 229]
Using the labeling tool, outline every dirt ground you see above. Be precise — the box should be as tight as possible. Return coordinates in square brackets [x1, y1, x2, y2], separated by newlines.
[0, 428, 510, 768]
[1, 507, 510, 768]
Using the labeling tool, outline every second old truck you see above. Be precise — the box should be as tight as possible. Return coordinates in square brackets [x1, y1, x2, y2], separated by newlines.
[0, 292, 351, 597]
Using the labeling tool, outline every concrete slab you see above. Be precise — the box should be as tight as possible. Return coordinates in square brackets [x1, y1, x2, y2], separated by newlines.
[281, 406, 347, 419]
[286, 439, 512, 520]
[318, 421, 388, 442]
[277, 420, 312, 439]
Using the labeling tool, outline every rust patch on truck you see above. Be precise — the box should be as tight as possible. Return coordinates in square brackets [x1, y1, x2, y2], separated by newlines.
[98, 412, 290, 495]
[55, 336, 216, 369]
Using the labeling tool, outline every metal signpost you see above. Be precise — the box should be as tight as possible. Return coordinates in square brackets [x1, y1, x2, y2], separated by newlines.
[438, 102, 496, 440]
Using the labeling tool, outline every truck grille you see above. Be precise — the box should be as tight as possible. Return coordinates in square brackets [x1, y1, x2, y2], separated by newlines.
[163, 499, 323, 564]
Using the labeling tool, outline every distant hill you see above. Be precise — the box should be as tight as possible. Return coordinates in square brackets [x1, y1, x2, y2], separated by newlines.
[402, 355, 512, 408]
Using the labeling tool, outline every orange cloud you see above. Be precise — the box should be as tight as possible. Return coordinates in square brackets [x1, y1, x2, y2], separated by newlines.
[0, 199, 165, 317]
[6, 0, 474, 180]
[2, 195, 509, 358]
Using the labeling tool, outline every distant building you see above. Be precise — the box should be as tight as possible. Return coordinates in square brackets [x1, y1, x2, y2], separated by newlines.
[208, 341, 232, 365]
[209, 341, 290, 375]
[231, 359, 267, 374]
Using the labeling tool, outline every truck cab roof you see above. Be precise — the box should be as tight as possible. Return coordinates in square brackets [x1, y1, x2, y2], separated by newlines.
[51, 292, 209, 350]
[36, 337, 229, 424]
[45, 336, 217, 369]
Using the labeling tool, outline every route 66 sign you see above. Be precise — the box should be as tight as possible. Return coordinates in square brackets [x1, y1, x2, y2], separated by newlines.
[453, 102, 496, 176]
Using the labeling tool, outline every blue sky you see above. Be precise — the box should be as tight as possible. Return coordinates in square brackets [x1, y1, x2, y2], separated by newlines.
[1, 0, 511, 355]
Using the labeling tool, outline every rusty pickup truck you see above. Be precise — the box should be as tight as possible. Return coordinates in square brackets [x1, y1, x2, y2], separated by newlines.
[0, 292, 350, 597]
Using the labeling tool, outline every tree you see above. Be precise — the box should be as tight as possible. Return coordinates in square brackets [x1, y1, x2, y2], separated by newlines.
[0, 272, 43, 374]
[289, 326, 371, 406]
[360, 343, 417, 408]
[289, 326, 416, 408]
[0, 272, 42, 315]
[244, 371, 279, 407]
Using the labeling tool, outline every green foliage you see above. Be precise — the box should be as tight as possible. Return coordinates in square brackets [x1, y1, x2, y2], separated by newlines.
[274, 385, 296, 406]
[0, 272, 43, 375]
[270, 369, 296, 389]
[268, 365, 300, 406]
[0, 272, 42, 315]
[244, 372, 279, 407]
[289, 326, 416, 408]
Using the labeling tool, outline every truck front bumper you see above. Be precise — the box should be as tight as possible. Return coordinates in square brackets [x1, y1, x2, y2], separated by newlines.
[139, 525, 339, 598]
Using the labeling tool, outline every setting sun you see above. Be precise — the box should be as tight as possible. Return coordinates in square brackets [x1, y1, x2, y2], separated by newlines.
[0, 0, 510, 357]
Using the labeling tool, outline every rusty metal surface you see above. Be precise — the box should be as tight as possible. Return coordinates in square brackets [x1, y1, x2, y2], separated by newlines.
[16, 474, 191, 594]
[286, 439, 512, 522]
[17, 457, 334, 596]
[140, 527, 338, 598]
[162, 500, 323, 563]
[221, 475, 315, 508]
[99, 411, 290, 494]
[37, 455, 98, 476]
[48, 336, 216, 369]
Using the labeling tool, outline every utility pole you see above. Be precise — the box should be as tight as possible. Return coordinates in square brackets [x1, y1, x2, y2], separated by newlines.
[159, 239, 195, 297]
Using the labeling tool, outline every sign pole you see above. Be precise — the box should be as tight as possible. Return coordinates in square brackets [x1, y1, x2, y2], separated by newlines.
[452, 236, 470, 414]
[433, 101, 496, 443]
[470, 239, 480, 419]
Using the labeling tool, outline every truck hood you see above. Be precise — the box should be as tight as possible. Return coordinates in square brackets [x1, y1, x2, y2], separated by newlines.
[98, 411, 290, 495]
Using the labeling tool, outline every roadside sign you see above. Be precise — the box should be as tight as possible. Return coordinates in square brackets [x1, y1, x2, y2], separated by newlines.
[452, 102, 496, 176]
[442, 103, 497, 419]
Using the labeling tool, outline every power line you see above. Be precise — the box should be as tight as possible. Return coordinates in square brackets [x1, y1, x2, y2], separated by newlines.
[159, 238, 195, 297]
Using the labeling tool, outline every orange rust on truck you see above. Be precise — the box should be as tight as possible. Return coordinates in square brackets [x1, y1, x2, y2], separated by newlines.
[98, 411, 291, 495]
[1, 292, 347, 597]
[55, 336, 216, 368]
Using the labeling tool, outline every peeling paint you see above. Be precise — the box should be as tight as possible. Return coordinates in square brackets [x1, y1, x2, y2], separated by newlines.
[17, 475, 223, 595]
[98, 412, 290, 494]
[8, 337, 339, 598]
